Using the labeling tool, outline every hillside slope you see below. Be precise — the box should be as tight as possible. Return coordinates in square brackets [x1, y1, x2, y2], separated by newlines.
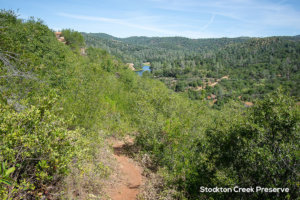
[83, 33, 300, 108]
[1, 10, 299, 200]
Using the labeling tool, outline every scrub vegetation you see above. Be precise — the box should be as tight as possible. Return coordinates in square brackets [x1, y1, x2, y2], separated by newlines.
[0, 10, 299, 199]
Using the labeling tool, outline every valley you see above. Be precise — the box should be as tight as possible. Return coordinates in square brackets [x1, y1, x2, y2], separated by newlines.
[83, 33, 300, 108]
[0, 9, 299, 200]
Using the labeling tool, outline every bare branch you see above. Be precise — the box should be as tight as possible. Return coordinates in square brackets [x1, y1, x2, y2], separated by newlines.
[0, 52, 35, 79]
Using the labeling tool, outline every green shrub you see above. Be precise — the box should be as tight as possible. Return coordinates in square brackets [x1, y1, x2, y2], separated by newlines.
[0, 99, 78, 199]
[204, 89, 300, 199]
[61, 29, 85, 51]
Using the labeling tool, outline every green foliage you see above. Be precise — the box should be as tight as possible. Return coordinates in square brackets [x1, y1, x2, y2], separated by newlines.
[134, 88, 299, 199]
[203, 89, 300, 199]
[61, 29, 85, 51]
[0, 162, 15, 186]
[83, 33, 300, 106]
[0, 99, 78, 199]
[1, 9, 299, 200]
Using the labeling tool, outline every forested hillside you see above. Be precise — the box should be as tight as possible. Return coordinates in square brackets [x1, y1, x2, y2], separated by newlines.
[0, 10, 299, 200]
[83, 33, 300, 108]
[82, 33, 250, 68]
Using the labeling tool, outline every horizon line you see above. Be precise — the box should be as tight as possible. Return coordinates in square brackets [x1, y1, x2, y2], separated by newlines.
[78, 32, 300, 40]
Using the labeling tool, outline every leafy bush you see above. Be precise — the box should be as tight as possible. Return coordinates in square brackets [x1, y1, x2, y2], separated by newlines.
[135, 89, 299, 200]
[0, 98, 78, 199]
[204, 89, 300, 199]
[61, 29, 85, 51]
[1, 9, 299, 200]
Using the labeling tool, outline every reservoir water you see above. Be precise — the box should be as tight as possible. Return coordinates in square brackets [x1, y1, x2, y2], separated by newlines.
[135, 66, 151, 76]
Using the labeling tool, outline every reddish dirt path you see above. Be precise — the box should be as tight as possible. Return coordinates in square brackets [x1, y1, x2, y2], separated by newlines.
[106, 139, 143, 200]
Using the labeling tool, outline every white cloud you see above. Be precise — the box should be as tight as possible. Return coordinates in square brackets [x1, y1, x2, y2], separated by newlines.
[57, 12, 222, 38]
[57, 12, 177, 34]
[57, 0, 300, 38]
[153, 0, 300, 27]
[201, 14, 215, 31]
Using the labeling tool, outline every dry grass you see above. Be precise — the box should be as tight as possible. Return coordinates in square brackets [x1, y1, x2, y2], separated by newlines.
[137, 154, 181, 200]
[58, 135, 181, 200]
[61, 134, 119, 200]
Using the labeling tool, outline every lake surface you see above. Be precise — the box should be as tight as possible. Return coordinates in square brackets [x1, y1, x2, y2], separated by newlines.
[135, 66, 151, 76]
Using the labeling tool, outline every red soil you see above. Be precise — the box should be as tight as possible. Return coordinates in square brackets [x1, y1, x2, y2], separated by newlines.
[106, 139, 143, 200]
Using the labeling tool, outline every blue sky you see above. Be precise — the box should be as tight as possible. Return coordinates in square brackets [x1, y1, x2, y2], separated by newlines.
[1, 0, 300, 38]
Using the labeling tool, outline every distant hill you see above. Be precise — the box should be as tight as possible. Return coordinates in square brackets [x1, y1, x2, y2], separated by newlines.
[82, 32, 300, 106]
[83, 32, 251, 51]
[2, 10, 299, 200]
[83, 32, 118, 40]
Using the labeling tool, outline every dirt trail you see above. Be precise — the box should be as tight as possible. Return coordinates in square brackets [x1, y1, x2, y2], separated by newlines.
[106, 138, 143, 200]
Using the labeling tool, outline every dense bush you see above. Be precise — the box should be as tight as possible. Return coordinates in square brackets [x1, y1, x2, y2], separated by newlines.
[1, 10, 299, 200]
[135, 89, 300, 199]
[0, 97, 78, 199]
[61, 29, 85, 51]
[200, 89, 300, 199]
[0, 10, 120, 198]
